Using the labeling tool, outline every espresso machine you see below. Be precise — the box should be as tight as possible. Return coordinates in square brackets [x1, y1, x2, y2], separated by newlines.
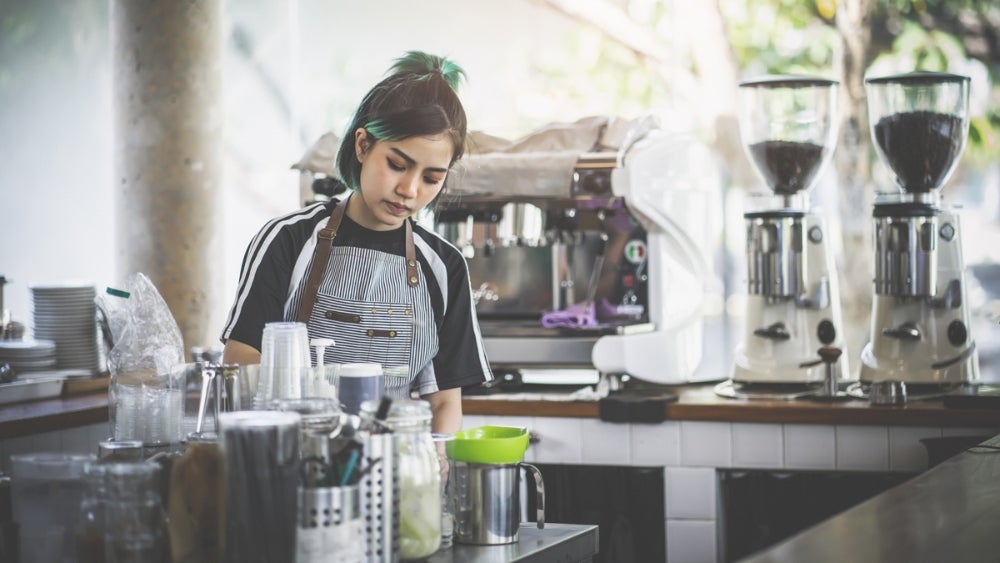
[727, 77, 849, 393]
[859, 72, 979, 387]
[436, 117, 716, 385]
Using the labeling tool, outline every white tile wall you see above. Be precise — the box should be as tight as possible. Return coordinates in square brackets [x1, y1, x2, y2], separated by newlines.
[836, 425, 889, 470]
[732, 423, 783, 468]
[461, 414, 487, 431]
[666, 519, 717, 563]
[530, 417, 583, 464]
[783, 424, 836, 469]
[581, 419, 630, 465]
[889, 426, 940, 472]
[630, 421, 680, 466]
[680, 422, 732, 468]
[665, 466, 716, 519]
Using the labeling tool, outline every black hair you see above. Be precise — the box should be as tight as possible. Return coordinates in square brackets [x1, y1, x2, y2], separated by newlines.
[336, 51, 468, 190]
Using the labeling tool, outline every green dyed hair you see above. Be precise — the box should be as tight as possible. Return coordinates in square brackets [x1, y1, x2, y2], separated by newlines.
[337, 51, 468, 190]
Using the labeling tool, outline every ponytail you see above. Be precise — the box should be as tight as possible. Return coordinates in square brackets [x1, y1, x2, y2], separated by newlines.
[336, 51, 469, 190]
[391, 50, 466, 92]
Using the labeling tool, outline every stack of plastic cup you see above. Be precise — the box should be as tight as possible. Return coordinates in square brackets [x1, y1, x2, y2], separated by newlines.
[258, 322, 311, 407]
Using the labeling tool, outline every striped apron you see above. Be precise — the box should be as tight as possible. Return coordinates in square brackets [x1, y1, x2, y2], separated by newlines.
[294, 195, 437, 399]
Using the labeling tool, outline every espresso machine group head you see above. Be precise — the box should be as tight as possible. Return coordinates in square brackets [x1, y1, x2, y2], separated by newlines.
[860, 72, 979, 386]
[731, 76, 849, 386]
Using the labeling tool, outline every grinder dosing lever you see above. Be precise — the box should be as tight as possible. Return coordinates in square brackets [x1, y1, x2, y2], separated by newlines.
[800, 347, 851, 401]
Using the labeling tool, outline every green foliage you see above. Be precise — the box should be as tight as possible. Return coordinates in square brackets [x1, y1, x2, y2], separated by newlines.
[718, 0, 998, 164]
[722, 0, 839, 77]
[518, 28, 670, 131]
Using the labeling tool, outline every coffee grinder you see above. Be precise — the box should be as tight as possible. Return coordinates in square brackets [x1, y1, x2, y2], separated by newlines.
[859, 72, 979, 387]
[729, 76, 849, 389]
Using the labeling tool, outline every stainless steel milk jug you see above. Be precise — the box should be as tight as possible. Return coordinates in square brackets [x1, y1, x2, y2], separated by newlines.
[449, 461, 544, 545]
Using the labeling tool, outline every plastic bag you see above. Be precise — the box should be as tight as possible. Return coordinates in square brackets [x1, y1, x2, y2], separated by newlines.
[96, 273, 184, 377]
[96, 273, 186, 444]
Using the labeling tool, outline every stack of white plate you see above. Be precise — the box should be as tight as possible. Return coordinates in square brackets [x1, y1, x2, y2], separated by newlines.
[30, 283, 99, 374]
[0, 339, 57, 373]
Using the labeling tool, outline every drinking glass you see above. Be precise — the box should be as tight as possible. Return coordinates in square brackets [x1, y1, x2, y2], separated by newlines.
[10, 453, 94, 563]
[221, 363, 260, 411]
[433, 433, 456, 550]
[258, 322, 310, 406]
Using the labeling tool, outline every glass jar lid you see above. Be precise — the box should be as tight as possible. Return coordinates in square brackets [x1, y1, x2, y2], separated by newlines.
[360, 398, 432, 431]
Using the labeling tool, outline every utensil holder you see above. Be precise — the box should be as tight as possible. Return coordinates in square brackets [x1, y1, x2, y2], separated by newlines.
[297, 485, 364, 563]
[359, 433, 398, 563]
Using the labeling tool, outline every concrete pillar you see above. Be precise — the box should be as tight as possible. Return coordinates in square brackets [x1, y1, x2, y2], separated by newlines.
[111, 0, 223, 353]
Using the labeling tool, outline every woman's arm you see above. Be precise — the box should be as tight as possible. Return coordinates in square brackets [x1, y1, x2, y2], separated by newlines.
[424, 387, 463, 435]
[222, 339, 262, 365]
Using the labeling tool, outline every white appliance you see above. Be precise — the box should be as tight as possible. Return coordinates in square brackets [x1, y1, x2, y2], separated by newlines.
[859, 72, 979, 385]
[438, 117, 721, 384]
[730, 76, 849, 384]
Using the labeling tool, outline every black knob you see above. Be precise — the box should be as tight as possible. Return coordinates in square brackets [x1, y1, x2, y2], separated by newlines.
[816, 319, 836, 345]
[947, 320, 968, 347]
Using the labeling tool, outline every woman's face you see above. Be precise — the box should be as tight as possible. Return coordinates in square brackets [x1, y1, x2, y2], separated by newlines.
[351, 129, 454, 231]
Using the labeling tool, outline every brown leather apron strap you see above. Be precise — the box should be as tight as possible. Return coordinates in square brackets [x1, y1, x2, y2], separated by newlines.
[405, 219, 419, 288]
[296, 199, 348, 324]
[296, 196, 419, 324]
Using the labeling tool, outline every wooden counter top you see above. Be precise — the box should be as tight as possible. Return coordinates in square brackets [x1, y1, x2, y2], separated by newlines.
[741, 433, 1000, 562]
[3, 381, 1000, 441]
[463, 383, 1000, 427]
[0, 391, 108, 439]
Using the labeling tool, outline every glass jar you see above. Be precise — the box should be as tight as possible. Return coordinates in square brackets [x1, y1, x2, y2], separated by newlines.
[75, 461, 168, 563]
[75, 464, 108, 563]
[361, 399, 441, 559]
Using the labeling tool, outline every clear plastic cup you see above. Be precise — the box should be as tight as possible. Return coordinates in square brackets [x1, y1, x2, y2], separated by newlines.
[111, 367, 185, 446]
[259, 322, 310, 406]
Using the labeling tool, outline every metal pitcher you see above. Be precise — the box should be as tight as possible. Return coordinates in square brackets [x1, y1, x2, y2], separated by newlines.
[449, 461, 544, 545]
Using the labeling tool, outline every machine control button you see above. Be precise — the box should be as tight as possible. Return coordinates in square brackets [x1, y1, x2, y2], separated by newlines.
[817, 319, 836, 344]
[808, 226, 824, 244]
[940, 222, 956, 241]
[947, 320, 968, 347]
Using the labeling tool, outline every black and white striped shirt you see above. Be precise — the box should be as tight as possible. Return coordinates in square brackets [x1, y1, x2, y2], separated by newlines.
[221, 200, 493, 396]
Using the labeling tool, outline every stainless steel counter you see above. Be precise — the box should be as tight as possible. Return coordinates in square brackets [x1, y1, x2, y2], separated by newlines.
[427, 523, 599, 563]
[739, 434, 1000, 562]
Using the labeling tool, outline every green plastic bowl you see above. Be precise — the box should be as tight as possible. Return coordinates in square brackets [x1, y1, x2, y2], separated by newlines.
[445, 425, 529, 464]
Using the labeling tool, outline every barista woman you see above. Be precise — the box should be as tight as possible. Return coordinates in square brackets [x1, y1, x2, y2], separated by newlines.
[220, 51, 493, 434]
